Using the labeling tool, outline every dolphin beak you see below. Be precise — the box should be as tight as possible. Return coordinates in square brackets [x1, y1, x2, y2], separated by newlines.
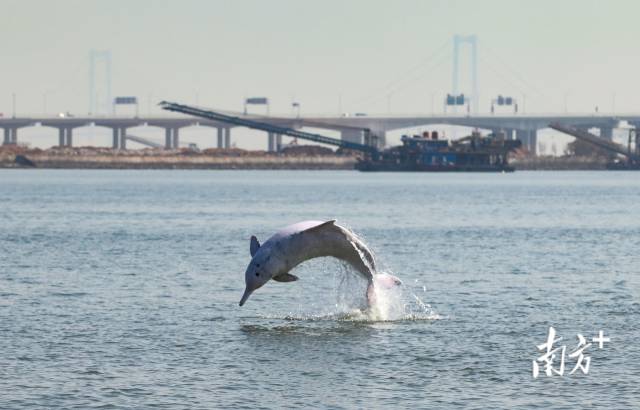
[239, 288, 253, 306]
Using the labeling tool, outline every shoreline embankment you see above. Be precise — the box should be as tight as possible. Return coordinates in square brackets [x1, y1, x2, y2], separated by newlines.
[0, 146, 357, 170]
[0, 146, 609, 171]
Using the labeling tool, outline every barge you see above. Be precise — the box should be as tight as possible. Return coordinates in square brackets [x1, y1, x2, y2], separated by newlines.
[355, 131, 520, 172]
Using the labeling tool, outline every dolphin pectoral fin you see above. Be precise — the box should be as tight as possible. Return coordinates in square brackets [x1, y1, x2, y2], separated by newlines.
[272, 273, 299, 282]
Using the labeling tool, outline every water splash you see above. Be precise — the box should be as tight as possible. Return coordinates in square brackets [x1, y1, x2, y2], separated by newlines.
[347, 229, 439, 321]
[366, 271, 440, 321]
[258, 262, 439, 322]
[327, 264, 439, 322]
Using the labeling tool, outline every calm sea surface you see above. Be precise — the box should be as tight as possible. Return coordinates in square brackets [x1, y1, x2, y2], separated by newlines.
[1, 170, 639, 409]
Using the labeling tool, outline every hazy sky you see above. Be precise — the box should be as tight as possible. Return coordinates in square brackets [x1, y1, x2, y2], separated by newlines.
[2, 0, 640, 117]
[1, 0, 639, 151]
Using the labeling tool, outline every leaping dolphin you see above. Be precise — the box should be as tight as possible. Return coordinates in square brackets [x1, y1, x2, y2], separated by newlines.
[239, 220, 400, 307]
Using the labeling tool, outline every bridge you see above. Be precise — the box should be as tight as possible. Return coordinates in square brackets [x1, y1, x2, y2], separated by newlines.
[296, 113, 633, 153]
[0, 112, 637, 154]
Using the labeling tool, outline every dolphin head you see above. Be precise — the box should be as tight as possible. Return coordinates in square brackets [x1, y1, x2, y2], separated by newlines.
[239, 235, 273, 306]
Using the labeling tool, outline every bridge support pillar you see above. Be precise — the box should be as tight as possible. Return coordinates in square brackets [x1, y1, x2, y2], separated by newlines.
[224, 128, 231, 148]
[65, 128, 73, 147]
[515, 130, 526, 148]
[172, 128, 180, 149]
[119, 128, 127, 150]
[516, 129, 538, 155]
[268, 132, 275, 152]
[528, 129, 538, 155]
[3, 128, 15, 145]
[164, 128, 173, 149]
[341, 129, 363, 145]
[217, 127, 223, 148]
[600, 126, 614, 141]
[372, 129, 387, 148]
[276, 134, 282, 151]
[112, 128, 120, 149]
[57, 128, 73, 147]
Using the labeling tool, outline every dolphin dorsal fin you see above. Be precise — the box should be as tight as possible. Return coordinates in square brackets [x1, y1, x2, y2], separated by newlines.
[302, 220, 336, 233]
[250, 235, 260, 257]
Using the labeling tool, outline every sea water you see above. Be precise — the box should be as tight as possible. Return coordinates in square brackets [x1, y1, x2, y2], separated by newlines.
[1, 170, 639, 408]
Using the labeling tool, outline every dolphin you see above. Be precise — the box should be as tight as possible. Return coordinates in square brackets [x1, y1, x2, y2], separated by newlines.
[239, 220, 400, 307]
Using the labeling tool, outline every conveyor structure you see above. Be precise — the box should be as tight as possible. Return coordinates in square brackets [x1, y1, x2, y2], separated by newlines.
[159, 101, 379, 154]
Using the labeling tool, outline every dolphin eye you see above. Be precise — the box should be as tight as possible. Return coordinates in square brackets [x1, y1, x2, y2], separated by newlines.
[256, 264, 260, 267]
[255, 272, 260, 277]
